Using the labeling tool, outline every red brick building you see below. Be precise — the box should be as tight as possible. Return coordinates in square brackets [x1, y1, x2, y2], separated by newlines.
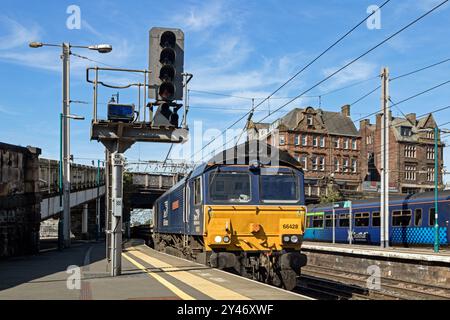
[248, 105, 362, 200]
[359, 112, 445, 194]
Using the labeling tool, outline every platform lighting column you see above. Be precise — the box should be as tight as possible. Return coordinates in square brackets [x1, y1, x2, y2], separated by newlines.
[434, 127, 439, 252]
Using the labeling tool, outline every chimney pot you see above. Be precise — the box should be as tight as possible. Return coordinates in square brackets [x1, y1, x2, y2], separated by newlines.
[341, 104, 350, 117]
[406, 113, 416, 124]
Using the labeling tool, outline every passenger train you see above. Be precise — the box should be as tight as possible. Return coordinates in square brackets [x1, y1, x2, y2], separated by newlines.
[305, 191, 450, 246]
[152, 142, 308, 290]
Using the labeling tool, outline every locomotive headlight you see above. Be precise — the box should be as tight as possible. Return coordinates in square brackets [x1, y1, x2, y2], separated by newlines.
[283, 235, 291, 243]
[214, 236, 223, 243]
[223, 236, 230, 243]
[290, 235, 299, 243]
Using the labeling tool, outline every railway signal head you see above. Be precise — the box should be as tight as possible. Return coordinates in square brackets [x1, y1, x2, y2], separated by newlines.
[149, 27, 184, 102]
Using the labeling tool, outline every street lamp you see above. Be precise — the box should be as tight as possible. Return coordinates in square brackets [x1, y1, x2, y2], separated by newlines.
[30, 41, 112, 248]
[418, 127, 450, 253]
[58, 113, 85, 250]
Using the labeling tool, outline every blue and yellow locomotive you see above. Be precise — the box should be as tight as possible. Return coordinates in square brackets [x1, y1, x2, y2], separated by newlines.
[153, 142, 308, 290]
[305, 191, 450, 246]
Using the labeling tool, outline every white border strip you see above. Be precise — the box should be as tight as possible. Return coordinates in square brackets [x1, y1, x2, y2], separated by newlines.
[141, 244, 315, 300]
[302, 244, 450, 264]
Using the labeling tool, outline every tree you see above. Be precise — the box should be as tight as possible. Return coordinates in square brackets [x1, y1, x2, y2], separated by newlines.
[320, 182, 343, 204]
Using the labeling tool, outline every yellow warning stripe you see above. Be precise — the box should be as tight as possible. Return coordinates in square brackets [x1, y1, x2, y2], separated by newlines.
[127, 248, 250, 300]
[122, 252, 195, 300]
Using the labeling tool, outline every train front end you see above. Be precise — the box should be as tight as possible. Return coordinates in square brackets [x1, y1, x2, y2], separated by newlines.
[203, 163, 307, 290]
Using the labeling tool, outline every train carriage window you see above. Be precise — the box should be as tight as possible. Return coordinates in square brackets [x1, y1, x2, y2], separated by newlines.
[339, 213, 350, 227]
[429, 208, 436, 226]
[325, 214, 333, 228]
[193, 177, 202, 205]
[414, 209, 423, 226]
[392, 210, 412, 227]
[355, 212, 370, 227]
[372, 212, 380, 227]
[209, 173, 251, 203]
[310, 215, 324, 228]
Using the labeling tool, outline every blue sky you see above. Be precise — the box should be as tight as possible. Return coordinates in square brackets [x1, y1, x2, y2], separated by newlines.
[0, 0, 449, 182]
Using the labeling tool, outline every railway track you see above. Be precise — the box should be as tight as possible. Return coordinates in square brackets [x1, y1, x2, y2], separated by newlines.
[296, 265, 450, 300]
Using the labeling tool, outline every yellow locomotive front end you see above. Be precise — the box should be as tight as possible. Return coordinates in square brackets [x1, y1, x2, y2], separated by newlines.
[201, 162, 307, 290]
[205, 205, 306, 252]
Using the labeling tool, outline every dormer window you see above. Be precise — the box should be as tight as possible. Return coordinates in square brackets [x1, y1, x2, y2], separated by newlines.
[426, 130, 434, 139]
[400, 126, 412, 137]
[307, 115, 313, 126]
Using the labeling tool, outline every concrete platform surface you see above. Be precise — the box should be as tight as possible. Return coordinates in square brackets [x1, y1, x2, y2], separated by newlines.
[0, 240, 312, 300]
[302, 241, 450, 263]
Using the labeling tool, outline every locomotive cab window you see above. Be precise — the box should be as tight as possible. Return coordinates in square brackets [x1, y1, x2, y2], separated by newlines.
[193, 177, 202, 205]
[260, 170, 299, 203]
[209, 172, 251, 203]
[392, 210, 412, 227]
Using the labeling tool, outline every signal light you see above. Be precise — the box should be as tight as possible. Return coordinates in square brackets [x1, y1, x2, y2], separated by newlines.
[149, 27, 184, 102]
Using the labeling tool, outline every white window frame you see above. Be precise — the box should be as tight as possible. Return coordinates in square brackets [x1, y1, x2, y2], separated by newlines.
[301, 135, 308, 146]
[334, 158, 340, 172]
[279, 134, 285, 146]
[311, 156, 318, 171]
[334, 137, 340, 149]
[313, 135, 318, 147]
[343, 158, 349, 173]
[294, 134, 300, 146]
[320, 136, 325, 148]
[351, 159, 357, 173]
[319, 157, 325, 171]
[343, 138, 349, 150]
[301, 156, 308, 171]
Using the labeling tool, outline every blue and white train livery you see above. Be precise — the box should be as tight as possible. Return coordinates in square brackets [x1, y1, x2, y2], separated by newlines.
[305, 191, 450, 246]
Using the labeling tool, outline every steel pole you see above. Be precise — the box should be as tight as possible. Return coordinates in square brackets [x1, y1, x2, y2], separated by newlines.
[434, 126, 439, 252]
[110, 152, 123, 276]
[62, 43, 71, 248]
[96, 159, 100, 241]
[332, 205, 335, 244]
[58, 113, 63, 250]
[380, 67, 390, 248]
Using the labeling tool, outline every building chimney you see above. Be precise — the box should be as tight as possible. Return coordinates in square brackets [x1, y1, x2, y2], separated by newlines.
[406, 113, 416, 125]
[341, 104, 350, 117]
[360, 119, 370, 129]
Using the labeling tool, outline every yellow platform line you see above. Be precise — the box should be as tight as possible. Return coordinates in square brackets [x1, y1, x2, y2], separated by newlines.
[127, 248, 250, 300]
[122, 252, 195, 300]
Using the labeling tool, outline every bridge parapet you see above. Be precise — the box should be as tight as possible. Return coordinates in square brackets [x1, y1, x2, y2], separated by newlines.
[39, 158, 105, 197]
[131, 172, 184, 191]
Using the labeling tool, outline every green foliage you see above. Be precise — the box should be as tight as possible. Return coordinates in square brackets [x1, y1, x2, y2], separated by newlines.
[319, 185, 343, 204]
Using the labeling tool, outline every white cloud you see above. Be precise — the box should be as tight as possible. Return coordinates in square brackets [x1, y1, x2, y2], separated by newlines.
[0, 50, 59, 71]
[320, 60, 378, 91]
[82, 19, 104, 38]
[0, 105, 19, 116]
[176, 1, 227, 32]
[0, 15, 41, 50]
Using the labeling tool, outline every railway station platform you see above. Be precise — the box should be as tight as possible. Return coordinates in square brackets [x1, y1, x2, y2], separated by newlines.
[302, 241, 450, 263]
[301, 241, 450, 290]
[0, 240, 312, 300]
